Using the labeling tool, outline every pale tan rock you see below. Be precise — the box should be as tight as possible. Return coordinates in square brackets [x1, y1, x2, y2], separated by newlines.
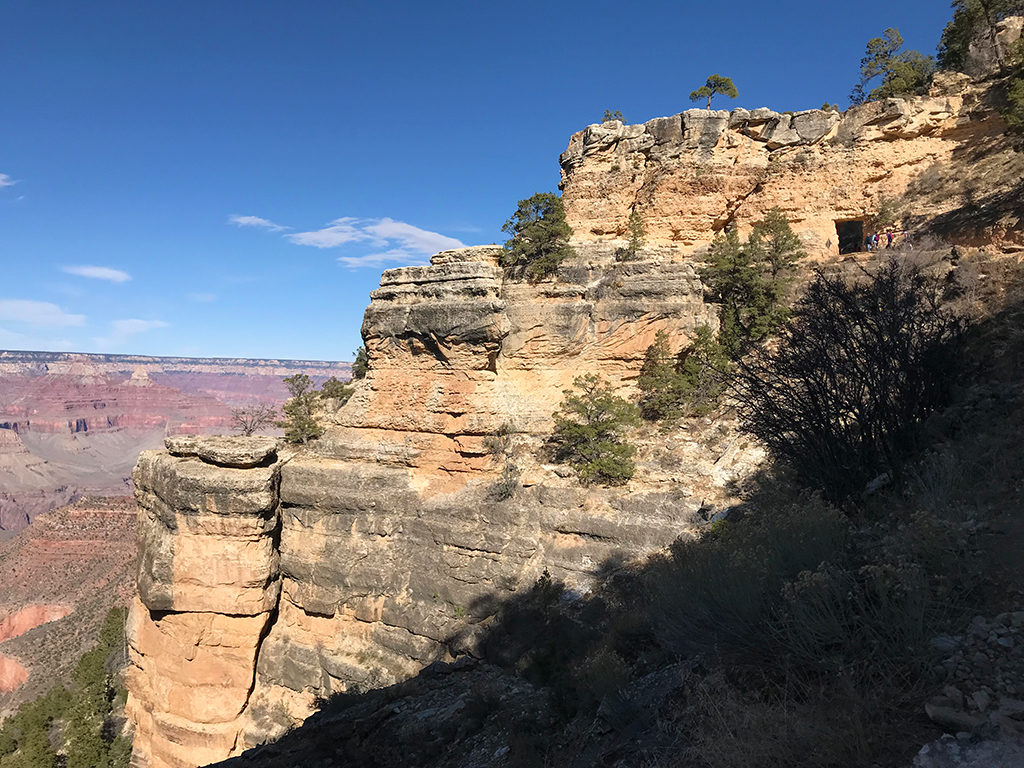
[165, 435, 277, 468]
[560, 77, 1021, 257]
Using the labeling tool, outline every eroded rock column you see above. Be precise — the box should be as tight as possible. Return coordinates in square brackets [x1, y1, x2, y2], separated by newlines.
[126, 436, 282, 768]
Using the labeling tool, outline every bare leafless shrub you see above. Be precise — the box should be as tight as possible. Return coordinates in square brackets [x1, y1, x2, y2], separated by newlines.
[647, 496, 847, 660]
[733, 261, 964, 503]
[485, 422, 521, 501]
[231, 403, 278, 436]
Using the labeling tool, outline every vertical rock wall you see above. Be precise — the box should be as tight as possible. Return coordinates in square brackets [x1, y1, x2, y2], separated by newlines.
[127, 49, 1024, 764]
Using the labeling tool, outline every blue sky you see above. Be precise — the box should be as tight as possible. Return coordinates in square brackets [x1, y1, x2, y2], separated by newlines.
[1, 0, 954, 361]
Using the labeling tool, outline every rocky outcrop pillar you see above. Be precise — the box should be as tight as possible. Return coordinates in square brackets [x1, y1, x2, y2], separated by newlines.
[125, 437, 282, 768]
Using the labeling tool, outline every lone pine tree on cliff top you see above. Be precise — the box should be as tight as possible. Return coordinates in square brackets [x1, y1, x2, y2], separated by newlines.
[689, 74, 738, 109]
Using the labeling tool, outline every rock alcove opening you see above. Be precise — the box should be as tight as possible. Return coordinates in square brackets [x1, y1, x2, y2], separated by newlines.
[835, 220, 864, 255]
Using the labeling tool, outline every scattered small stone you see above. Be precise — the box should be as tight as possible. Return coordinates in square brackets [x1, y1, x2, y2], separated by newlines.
[971, 690, 991, 711]
[925, 702, 985, 731]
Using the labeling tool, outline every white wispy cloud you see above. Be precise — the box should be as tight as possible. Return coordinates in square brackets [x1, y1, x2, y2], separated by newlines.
[187, 292, 217, 303]
[366, 218, 463, 254]
[287, 216, 463, 268]
[229, 211, 464, 269]
[0, 174, 18, 188]
[337, 248, 430, 269]
[228, 214, 288, 232]
[286, 217, 369, 248]
[92, 318, 169, 350]
[0, 300, 85, 328]
[62, 265, 132, 283]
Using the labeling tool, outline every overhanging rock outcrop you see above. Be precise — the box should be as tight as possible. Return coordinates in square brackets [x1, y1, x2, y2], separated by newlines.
[126, 248, 738, 768]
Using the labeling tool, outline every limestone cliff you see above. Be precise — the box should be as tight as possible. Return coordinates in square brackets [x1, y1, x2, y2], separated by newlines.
[561, 73, 1022, 256]
[126, 43, 1024, 768]
[125, 246, 737, 767]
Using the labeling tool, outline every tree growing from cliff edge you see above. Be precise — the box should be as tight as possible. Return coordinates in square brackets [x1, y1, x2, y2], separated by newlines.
[352, 346, 369, 379]
[619, 209, 646, 261]
[699, 208, 805, 357]
[938, 0, 1024, 72]
[500, 192, 575, 280]
[637, 328, 731, 422]
[850, 28, 935, 105]
[689, 74, 738, 109]
[550, 373, 640, 485]
[278, 374, 324, 444]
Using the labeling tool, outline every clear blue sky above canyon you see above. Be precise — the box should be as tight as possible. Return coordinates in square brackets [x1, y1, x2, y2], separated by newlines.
[1, 0, 952, 360]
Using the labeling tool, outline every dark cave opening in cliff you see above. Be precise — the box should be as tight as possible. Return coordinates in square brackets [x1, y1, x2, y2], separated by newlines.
[835, 220, 864, 254]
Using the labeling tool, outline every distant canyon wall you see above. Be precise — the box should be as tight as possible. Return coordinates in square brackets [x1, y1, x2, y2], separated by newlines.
[0, 354, 349, 532]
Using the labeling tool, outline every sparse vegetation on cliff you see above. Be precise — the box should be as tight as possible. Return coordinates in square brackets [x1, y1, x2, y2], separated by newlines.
[938, 0, 1024, 71]
[484, 422, 521, 501]
[351, 346, 369, 379]
[689, 74, 738, 109]
[549, 373, 639, 485]
[601, 109, 623, 122]
[1004, 36, 1024, 143]
[637, 327, 730, 422]
[850, 27, 935, 105]
[231, 402, 278, 436]
[500, 192, 575, 280]
[617, 209, 646, 261]
[699, 208, 805, 357]
[319, 376, 354, 405]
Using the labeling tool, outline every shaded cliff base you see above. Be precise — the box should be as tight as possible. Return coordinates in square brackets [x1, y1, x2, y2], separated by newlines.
[213, 273, 1024, 767]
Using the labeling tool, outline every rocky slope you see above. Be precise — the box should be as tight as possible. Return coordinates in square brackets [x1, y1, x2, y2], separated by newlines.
[0, 497, 138, 716]
[124, 26, 1024, 768]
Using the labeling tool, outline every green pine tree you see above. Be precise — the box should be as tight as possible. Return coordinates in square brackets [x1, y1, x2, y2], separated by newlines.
[700, 209, 805, 357]
[500, 192, 575, 280]
[689, 74, 738, 109]
[550, 374, 640, 485]
[278, 374, 324, 444]
[850, 28, 935, 105]
[637, 331, 687, 421]
[351, 346, 369, 379]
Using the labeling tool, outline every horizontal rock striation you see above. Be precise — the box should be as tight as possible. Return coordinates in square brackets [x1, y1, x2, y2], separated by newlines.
[561, 71, 1023, 255]
[126, 245, 726, 767]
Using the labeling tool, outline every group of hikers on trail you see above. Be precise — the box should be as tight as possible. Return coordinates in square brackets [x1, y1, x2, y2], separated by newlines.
[864, 229, 896, 252]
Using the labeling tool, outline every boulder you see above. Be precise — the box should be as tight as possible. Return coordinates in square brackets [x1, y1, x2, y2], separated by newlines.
[165, 435, 278, 468]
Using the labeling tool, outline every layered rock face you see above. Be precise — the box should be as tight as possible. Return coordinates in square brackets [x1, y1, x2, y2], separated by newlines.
[560, 69, 1023, 255]
[126, 247, 731, 767]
